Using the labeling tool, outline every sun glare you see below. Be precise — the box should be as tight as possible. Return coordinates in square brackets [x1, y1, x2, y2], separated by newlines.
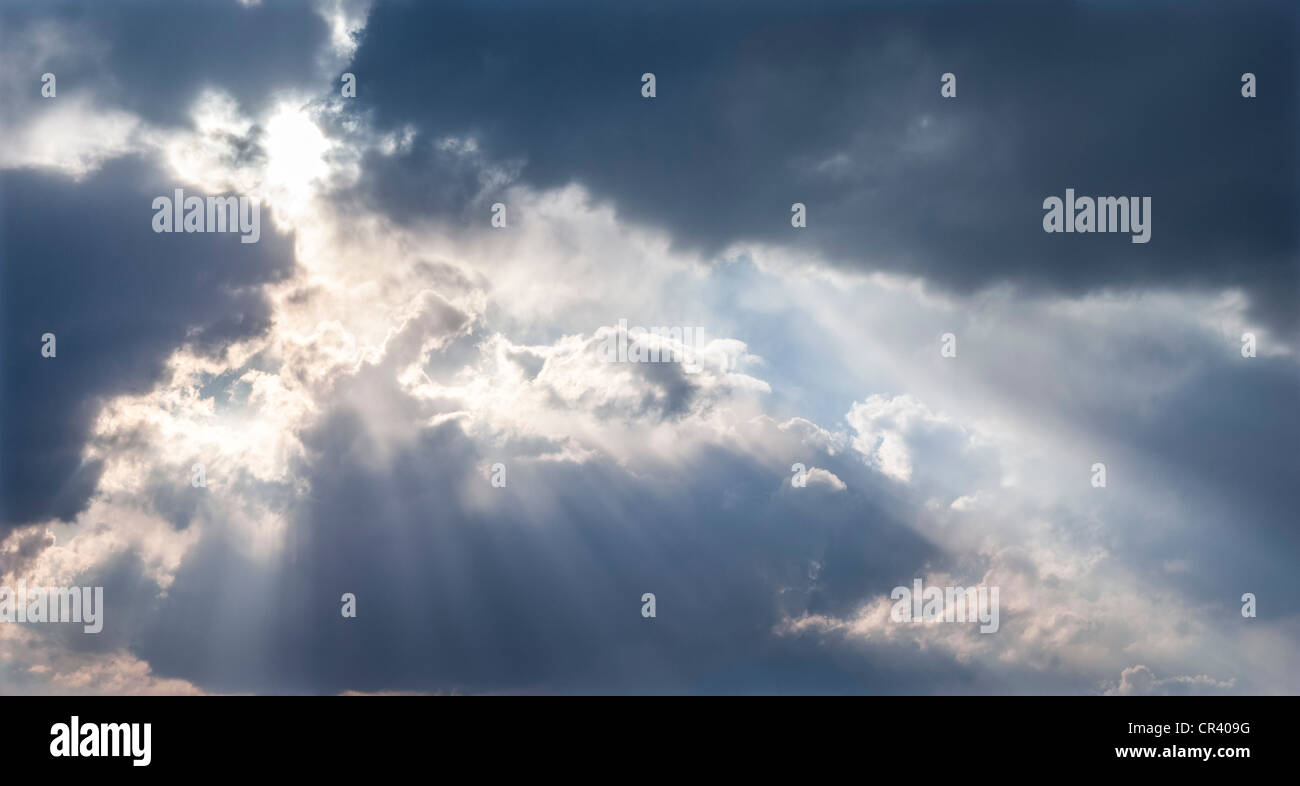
[262, 102, 331, 218]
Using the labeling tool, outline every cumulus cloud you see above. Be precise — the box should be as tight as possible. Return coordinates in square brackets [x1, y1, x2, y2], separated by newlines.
[1103, 665, 1235, 697]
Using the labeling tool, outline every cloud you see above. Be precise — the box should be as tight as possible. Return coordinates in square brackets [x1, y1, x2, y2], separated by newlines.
[0, 157, 295, 530]
[346, 0, 1298, 332]
[1103, 665, 1235, 697]
[1, 0, 1296, 696]
[804, 467, 846, 491]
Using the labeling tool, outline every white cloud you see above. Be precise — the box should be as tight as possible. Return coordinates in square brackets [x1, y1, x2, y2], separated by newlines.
[1102, 665, 1234, 696]
[804, 467, 846, 491]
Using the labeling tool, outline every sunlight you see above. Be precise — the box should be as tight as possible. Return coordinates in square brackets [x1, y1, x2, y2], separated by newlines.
[262, 101, 331, 219]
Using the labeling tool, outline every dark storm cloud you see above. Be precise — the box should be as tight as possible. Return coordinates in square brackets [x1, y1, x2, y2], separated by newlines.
[1096, 352, 1300, 615]
[0, 0, 331, 528]
[0, 157, 294, 530]
[1, 0, 332, 128]
[346, 0, 1298, 329]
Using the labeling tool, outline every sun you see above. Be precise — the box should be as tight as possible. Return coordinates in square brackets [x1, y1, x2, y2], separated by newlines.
[262, 101, 331, 218]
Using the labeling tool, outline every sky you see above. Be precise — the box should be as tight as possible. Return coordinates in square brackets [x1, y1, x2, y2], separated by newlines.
[0, 0, 1297, 695]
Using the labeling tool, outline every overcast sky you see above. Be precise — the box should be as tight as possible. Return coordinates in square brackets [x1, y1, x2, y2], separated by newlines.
[1, 0, 1297, 695]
